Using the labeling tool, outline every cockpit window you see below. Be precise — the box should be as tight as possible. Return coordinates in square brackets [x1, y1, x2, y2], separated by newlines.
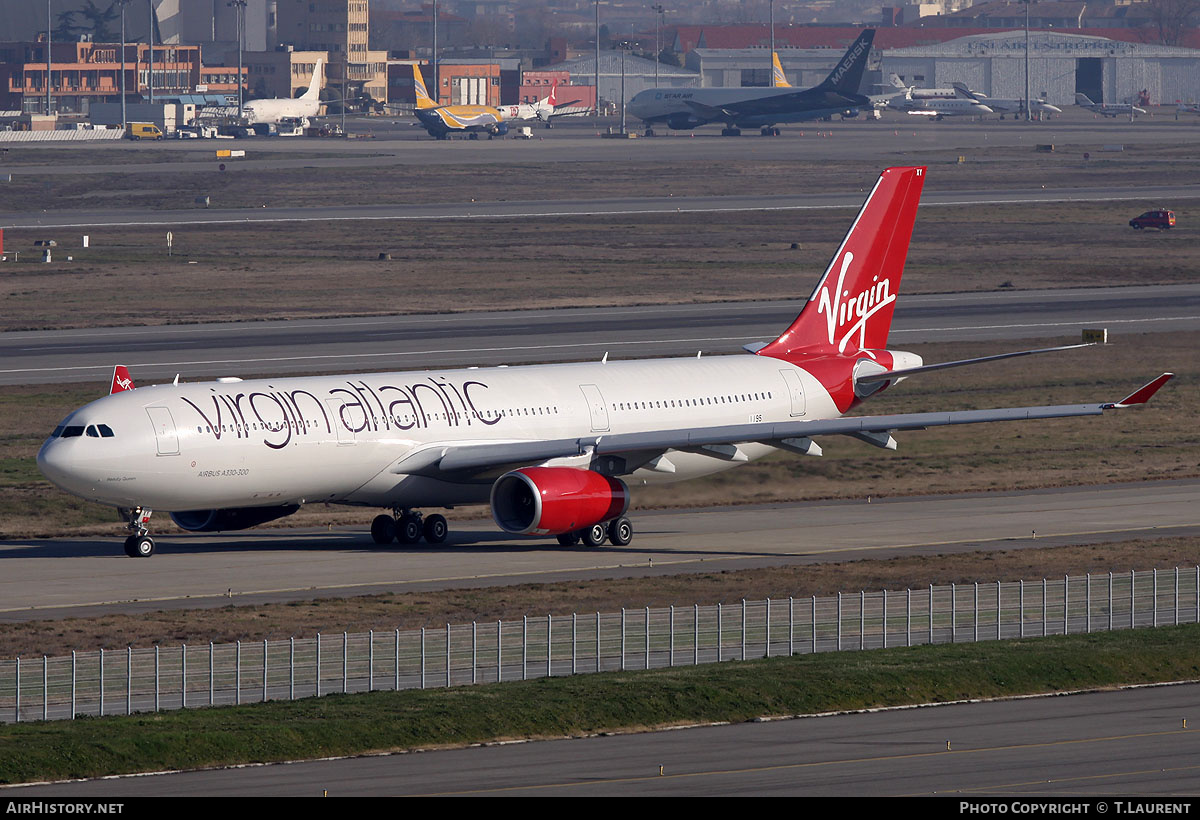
[97, 424, 114, 438]
[52, 426, 64, 438]
[60, 426, 85, 438]
[86, 425, 100, 437]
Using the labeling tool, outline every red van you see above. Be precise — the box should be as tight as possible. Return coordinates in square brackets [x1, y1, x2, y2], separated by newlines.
[1129, 210, 1176, 230]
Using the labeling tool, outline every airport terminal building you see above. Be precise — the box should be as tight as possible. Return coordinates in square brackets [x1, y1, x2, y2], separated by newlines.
[880, 31, 1200, 106]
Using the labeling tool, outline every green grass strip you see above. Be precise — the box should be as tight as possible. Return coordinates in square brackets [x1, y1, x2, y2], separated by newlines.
[3, 624, 1200, 785]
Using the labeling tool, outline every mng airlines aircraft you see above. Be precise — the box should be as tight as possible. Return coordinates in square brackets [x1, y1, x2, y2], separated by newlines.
[38, 167, 1172, 557]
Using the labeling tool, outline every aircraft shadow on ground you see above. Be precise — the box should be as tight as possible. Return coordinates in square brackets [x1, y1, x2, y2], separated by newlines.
[0, 527, 787, 561]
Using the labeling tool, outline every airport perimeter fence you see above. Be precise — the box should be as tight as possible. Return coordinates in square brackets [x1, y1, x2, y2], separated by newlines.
[2, 566, 1199, 723]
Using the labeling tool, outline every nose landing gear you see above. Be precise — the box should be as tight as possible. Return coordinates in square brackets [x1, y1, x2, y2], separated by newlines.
[119, 506, 155, 557]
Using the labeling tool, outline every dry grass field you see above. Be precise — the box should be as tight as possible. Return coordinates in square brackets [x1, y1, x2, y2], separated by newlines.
[0, 199, 1195, 331]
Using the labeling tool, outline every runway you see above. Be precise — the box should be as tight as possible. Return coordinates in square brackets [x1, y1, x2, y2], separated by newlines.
[8, 679, 1200, 795]
[2, 283, 1196, 385]
[3, 479, 1197, 621]
[4, 183, 1200, 229]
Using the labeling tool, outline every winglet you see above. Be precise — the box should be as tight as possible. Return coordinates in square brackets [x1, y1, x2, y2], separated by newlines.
[110, 365, 135, 394]
[1105, 373, 1174, 409]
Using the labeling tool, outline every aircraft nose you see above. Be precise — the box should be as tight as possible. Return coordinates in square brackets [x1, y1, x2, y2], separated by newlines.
[37, 439, 88, 496]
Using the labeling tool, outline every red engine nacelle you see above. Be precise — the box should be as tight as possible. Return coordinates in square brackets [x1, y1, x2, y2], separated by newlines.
[491, 467, 629, 536]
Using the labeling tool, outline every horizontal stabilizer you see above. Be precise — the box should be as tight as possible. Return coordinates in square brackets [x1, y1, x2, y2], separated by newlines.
[855, 343, 1093, 385]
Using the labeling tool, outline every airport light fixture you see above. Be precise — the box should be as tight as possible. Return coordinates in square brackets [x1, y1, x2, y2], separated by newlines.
[1021, 0, 1033, 122]
[594, 0, 601, 124]
[228, 0, 247, 112]
[769, 0, 775, 84]
[118, 0, 130, 132]
[652, 4, 664, 89]
[45, 0, 51, 115]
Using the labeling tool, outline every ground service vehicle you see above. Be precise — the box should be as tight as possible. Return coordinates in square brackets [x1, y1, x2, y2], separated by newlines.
[1129, 210, 1175, 230]
[126, 122, 163, 140]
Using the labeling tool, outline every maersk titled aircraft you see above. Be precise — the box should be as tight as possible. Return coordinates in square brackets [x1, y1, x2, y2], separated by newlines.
[626, 29, 875, 136]
[241, 58, 324, 126]
[38, 167, 1172, 558]
[411, 63, 508, 139]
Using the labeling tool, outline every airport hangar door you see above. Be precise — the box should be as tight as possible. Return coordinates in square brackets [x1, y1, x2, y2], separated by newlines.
[1076, 57, 1103, 103]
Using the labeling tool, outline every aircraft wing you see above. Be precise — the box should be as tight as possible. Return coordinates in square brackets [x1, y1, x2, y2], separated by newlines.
[391, 374, 1172, 478]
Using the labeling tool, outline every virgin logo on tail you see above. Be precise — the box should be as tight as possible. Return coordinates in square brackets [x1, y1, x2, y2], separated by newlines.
[815, 251, 896, 353]
[110, 365, 135, 394]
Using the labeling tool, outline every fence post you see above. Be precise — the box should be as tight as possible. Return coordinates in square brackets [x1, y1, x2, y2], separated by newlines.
[474, 621, 479, 684]
[571, 614, 576, 676]
[291, 637, 296, 700]
[645, 606, 651, 670]
[316, 634, 321, 697]
[367, 631, 373, 693]
[449, 623, 453, 687]
[1154, 569, 1159, 628]
[882, 590, 887, 649]
[859, 591, 865, 651]
[973, 582, 979, 643]
[1109, 572, 1114, 632]
[420, 627, 426, 689]
[546, 616, 552, 679]
[670, 605, 675, 667]
[789, 597, 794, 656]
[71, 651, 76, 719]
[765, 598, 771, 658]
[98, 649, 103, 717]
[620, 608, 626, 669]
[837, 593, 842, 651]
[45, 655, 49, 721]
[522, 616, 528, 680]
[929, 585, 934, 645]
[498, 620, 503, 683]
[182, 644, 187, 710]
[237, 640, 242, 705]
[741, 600, 746, 661]
[694, 604, 699, 665]
[155, 645, 160, 713]
[1132, 570, 1137, 629]
[595, 612, 600, 673]
[1020, 580, 1025, 638]
[812, 596, 817, 654]
[717, 604, 722, 662]
[342, 632, 347, 694]
[14, 657, 18, 723]
[1175, 567, 1180, 626]
[907, 588, 912, 647]
[951, 583, 956, 643]
[264, 639, 269, 702]
[996, 581, 1002, 640]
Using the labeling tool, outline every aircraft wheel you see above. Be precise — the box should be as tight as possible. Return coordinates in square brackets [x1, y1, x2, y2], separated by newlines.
[580, 523, 607, 547]
[607, 517, 633, 547]
[556, 531, 580, 547]
[124, 535, 155, 558]
[423, 514, 448, 544]
[469, 132, 479, 140]
[396, 515, 423, 544]
[370, 514, 396, 544]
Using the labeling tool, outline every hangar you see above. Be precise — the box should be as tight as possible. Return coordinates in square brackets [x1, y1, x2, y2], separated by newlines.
[880, 30, 1200, 106]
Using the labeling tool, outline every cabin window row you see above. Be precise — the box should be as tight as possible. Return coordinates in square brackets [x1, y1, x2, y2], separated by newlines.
[612, 392, 772, 411]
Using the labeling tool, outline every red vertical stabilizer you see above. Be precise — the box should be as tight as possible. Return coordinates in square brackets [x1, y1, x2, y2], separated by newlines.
[757, 166, 926, 361]
[109, 365, 135, 394]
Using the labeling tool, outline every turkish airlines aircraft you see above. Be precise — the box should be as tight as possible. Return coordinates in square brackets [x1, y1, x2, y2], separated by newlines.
[37, 167, 1172, 558]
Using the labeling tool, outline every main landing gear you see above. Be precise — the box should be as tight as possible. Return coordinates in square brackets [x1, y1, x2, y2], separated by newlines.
[120, 506, 155, 558]
[555, 516, 633, 548]
[371, 507, 449, 545]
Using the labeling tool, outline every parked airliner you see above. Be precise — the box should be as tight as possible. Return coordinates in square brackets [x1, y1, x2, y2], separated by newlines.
[242, 59, 324, 126]
[626, 29, 875, 136]
[37, 167, 1172, 557]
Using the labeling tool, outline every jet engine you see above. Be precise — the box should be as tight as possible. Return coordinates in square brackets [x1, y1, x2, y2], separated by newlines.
[490, 121, 509, 136]
[666, 114, 704, 130]
[491, 467, 628, 536]
[170, 505, 301, 532]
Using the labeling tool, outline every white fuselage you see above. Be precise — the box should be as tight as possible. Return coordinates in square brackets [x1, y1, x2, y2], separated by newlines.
[37, 355, 847, 514]
[889, 97, 992, 117]
[242, 97, 320, 125]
